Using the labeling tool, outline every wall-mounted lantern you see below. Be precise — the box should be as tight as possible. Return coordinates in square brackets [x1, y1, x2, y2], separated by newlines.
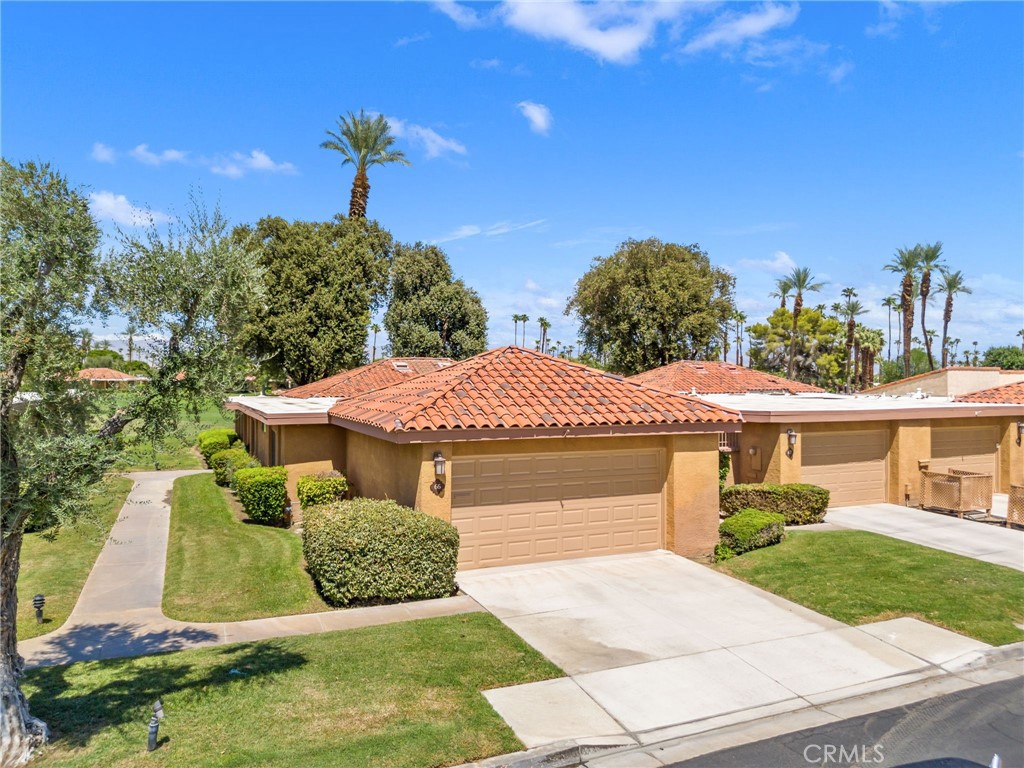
[431, 451, 446, 494]
[786, 429, 798, 459]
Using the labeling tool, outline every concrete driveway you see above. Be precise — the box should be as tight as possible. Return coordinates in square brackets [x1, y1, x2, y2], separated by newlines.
[457, 552, 993, 749]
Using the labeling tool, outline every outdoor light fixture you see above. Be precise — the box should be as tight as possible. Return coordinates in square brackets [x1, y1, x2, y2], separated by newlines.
[431, 451, 446, 494]
[786, 429, 798, 459]
[148, 699, 164, 752]
[1017, 421, 1024, 446]
[32, 594, 45, 624]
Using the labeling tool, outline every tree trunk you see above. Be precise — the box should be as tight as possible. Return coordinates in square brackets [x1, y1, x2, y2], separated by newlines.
[941, 296, 953, 369]
[901, 275, 914, 379]
[787, 295, 802, 380]
[349, 167, 370, 219]
[920, 270, 934, 370]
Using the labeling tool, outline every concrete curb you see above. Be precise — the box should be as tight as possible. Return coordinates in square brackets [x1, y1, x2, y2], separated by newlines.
[942, 640, 1024, 672]
[458, 738, 637, 768]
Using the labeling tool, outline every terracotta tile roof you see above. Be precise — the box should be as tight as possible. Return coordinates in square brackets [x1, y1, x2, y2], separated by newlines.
[955, 381, 1024, 404]
[77, 367, 142, 381]
[285, 358, 455, 399]
[628, 361, 823, 395]
[328, 346, 741, 434]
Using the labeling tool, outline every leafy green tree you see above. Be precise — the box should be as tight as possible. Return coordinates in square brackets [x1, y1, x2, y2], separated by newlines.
[383, 243, 488, 359]
[936, 269, 971, 368]
[320, 110, 410, 219]
[748, 307, 845, 390]
[238, 216, 393, 385]
[784, 267, 825, 379]
[566, 238, 736, 376]
[884, 246, 922, 379]
[982, 345, 1024, 370]
[0, 161, 263, 762]
[82, 347, 126, 370]
[879, 347, 930, 383]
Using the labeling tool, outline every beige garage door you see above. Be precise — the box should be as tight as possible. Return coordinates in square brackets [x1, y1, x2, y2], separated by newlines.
[451, 450, 663, 569]
[801, 430, 888, 507]
[932, 427, 999, 488]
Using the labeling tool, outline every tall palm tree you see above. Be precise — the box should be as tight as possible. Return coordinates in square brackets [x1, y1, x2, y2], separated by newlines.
[370, 323, 381, 361]
[769, 276, 794, 311]
[881, 295, 900, 361]
[785, 267, 825, 379]
[916, 241, 944, 370]
[856, 326, 884, 388]
[841, 295, 866, 391]
[883, 246, 922, 379]
[321, 110, 411, 219]
[1018, 328, 1024, 353]
[537, 317, 551, 354]
[519, 314, 529, 346]
[936, 269, 971, 368]
[125, 321, 137, 363]
[512, 314, 521, 345]
[733, 310, 746, 365]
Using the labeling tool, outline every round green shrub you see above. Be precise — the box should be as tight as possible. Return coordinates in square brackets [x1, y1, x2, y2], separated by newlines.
[209, 447, 259, 487]
[721, 483, 829, 525]
[234, 466, 288, 525]
[303, 498, 459, 606]
[716, 508, 785, 561]
[296, 471, 349, 509]
[197, 429, 238, 464]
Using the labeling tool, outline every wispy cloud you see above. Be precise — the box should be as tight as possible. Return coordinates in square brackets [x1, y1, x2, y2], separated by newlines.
[394, 31, 431, 47]
[387, 116, 467, 159]
[130, 144, 188, 166]
[91, 142, 116, 163]
[89, 191, 173, 227]
[434, 219, 546, 244]
[828, 61, 854, 85]
[517, 101, 553, 135]
[471, 57, 503, 69]
[209, 149, 297, 179]
[865, 0, 906, 38]
[433, 0, 486, 29]
[683, 3, 800, 55]
[738, 250, 797, 274]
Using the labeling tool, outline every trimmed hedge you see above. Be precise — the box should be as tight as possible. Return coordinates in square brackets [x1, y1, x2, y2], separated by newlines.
[198, 428, 238, 464]
[209, 447, 260, 487]
[715, 508, 785, 562]
[234, 466, 289, 525]
[303, 498, 459, 606]
[296, 471, 349, 509]
[721, 483, 830, 525]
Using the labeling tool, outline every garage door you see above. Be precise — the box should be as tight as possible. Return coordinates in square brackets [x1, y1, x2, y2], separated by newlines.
[801, 430, 887, 507]
[451, 450, 663, 569]
[932, 427, 999, 488]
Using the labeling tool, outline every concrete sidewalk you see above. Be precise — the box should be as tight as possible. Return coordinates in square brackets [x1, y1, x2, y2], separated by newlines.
[826, 503, 1024, 571]
[18, 470, 481, 668]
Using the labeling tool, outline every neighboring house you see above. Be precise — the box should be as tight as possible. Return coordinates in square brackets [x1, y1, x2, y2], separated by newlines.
[864, 367, 1024, 398]
[228, 347, 740, 567]
[77, 367, 146, 389]
[629, 361, 824, 395]
[283, 357, 454, 398]
[956, 380, 1024, 405]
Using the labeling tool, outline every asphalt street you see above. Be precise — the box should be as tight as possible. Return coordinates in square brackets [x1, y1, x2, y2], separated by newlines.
[667, 676, 1023, 768]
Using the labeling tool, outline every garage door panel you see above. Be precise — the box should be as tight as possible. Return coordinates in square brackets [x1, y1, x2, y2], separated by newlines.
[453, 450, 664, 568]
[802, 431, 887, 507]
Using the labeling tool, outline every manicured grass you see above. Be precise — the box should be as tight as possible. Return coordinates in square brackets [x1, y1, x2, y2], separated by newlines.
[163, 473, 328, 622]
[17, 477, 135, 641]
[114, 399, 235, 471]
[25, 613, 563, 768]
[718, 530, 1024, 646]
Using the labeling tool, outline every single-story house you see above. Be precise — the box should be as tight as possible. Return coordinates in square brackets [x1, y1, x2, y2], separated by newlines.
[228, 347, 740, 567]
[629, 360, 824, 396]
[864, 366, 1024, 398]
[77, 367, 146, 389]
[283, 357, 454, 398]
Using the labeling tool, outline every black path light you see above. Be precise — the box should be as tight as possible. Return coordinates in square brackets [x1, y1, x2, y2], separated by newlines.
[32, 594, 45, 624]
[148, 698, 164, 752]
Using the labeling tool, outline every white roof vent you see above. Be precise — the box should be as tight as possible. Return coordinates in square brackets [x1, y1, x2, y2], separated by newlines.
[392, 361, 411, 373]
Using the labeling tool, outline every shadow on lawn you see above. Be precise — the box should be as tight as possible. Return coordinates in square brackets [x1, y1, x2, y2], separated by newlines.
[25, 621, 221, 668]
[26, 629, 307, 749]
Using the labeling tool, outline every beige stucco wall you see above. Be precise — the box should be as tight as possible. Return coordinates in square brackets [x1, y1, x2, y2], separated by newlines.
[277, 424, 346, 501]
[235, 412, 274, 466]
[870, 369, 1024, 398]
[342, 430, 423, 509]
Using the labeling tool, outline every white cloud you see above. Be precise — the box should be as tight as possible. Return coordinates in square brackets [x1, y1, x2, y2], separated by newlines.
[524, 278, 542, 292]
[433, 219, 546, 244]
[865, 0, 906, 38]
[684, 3, 800, 55]
[434, 225, 482, 244]
[500, 1, 686, 64]
[129, 144, 188, 166]
[89, 191, 173, 227]
[433, 0, 485, 29]
[395, 32, 431, 47]
[471, 57, 503, 69]
[828, 61, 854, 85]
[387, 116, 467, 159]
[209, 149, 297, 178]
[738, 250, 797, 274]
[744, 36, 828, 69]
[91, 142, 115, 163]
[517, 101, 553, 135]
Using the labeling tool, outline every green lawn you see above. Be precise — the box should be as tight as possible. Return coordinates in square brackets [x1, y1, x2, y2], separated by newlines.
[163, 473, 328, 622]
[18, 477, 135, 641]
[718, 530, 1024, 646]
[25, 613, 562, 768]
[114, 399, 235, 471]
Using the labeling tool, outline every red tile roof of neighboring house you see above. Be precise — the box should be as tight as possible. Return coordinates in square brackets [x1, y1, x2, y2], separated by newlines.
[77, 367, 141, 381]
[955, 381, 1024, 404]
[285, 358, 455, 399]
[328, 346, 741, 434]
[627, 361, 824, 395]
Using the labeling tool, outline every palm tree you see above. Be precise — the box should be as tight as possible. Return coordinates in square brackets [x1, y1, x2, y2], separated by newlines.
[321, 110, 411, 219]
[785, 267, 825, 379]
[856, 326, 884, 388]
[971, 340, 979, 366]
[370, 323, 381, 361]
[948, 337, 961, 365]
[519, 314, 530, 346]
[883, 246, 922, 379]
[769, 276, 794, 311]
[733, 310, 747, 365]
[936, 269, 971, 368]
[1018, 328, 1024, 353]
[881, 295, 900, 361]
[125, 321, 137, 363]
[841, 295, 866, 391]
[916, 242, 944, 370]
[537, 317, 551, 354]
[512, 314, 521, 345]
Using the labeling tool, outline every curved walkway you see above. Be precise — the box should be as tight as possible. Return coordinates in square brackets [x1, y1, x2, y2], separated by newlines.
[17, 470, 480, 668]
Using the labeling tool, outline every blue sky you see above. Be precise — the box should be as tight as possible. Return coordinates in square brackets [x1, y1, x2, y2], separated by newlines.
[3, 1, 1022, 358]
